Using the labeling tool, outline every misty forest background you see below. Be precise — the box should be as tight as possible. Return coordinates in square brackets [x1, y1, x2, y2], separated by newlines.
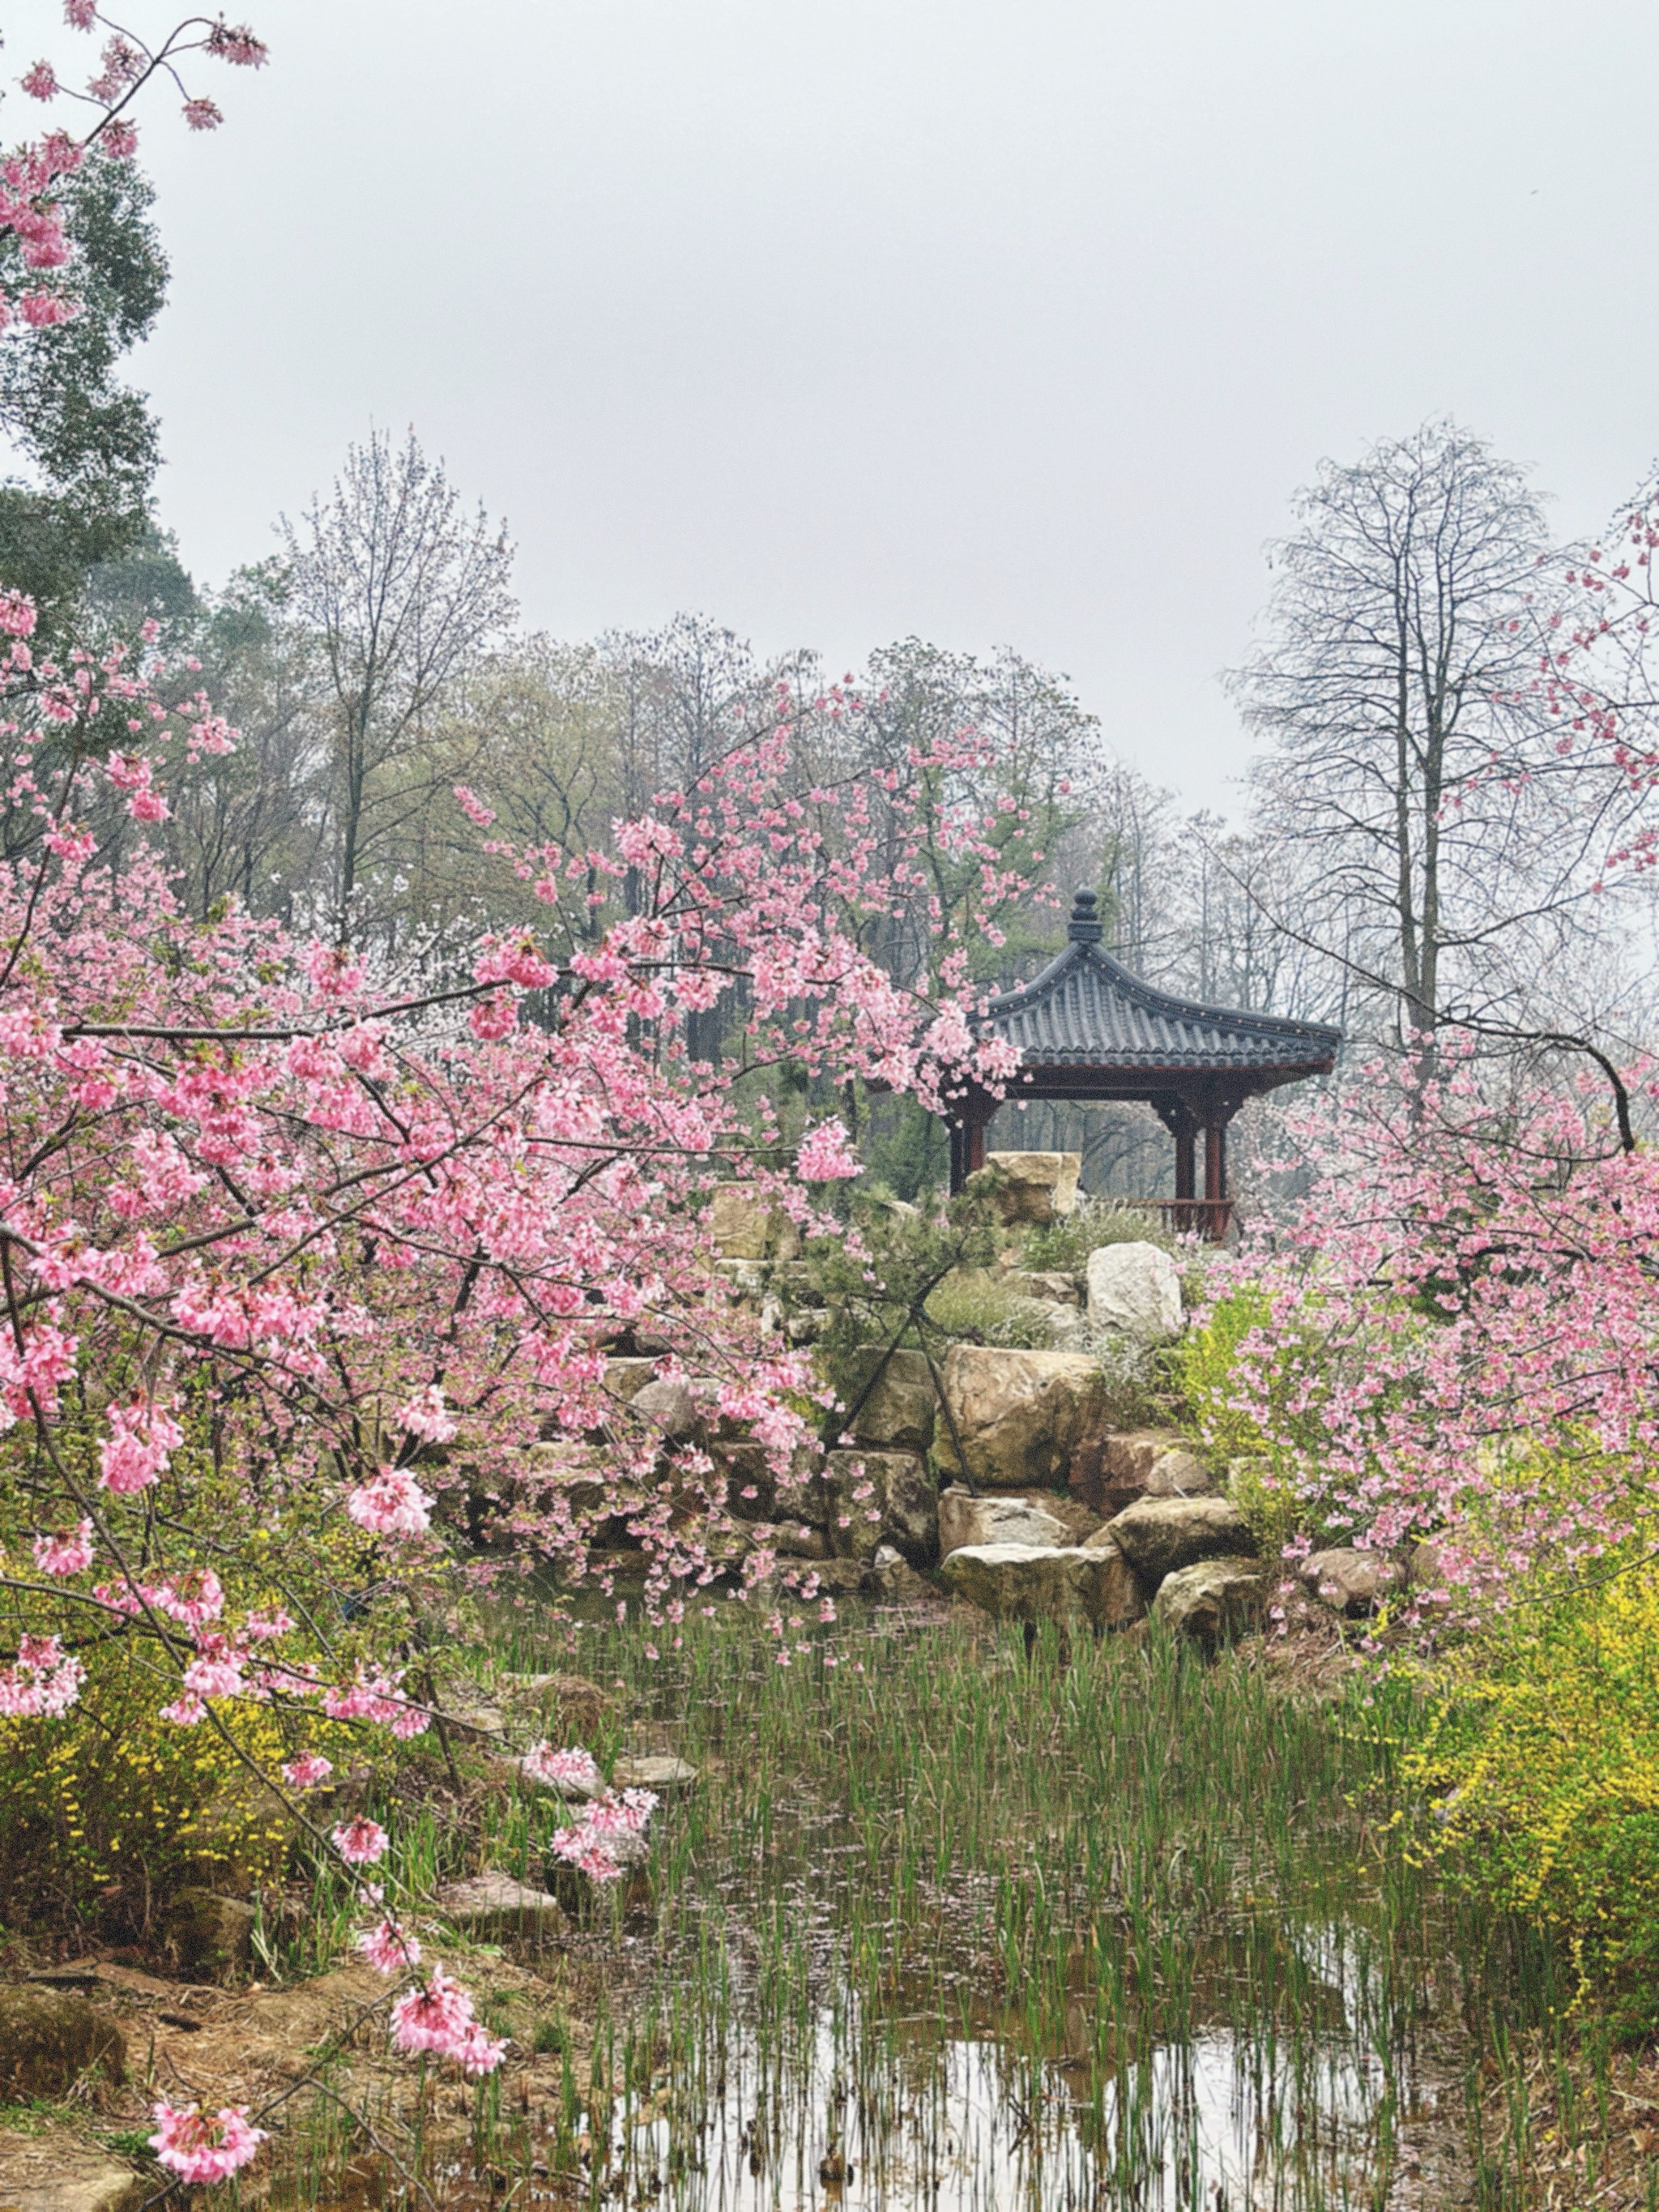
[8, 148, 1659, 1202]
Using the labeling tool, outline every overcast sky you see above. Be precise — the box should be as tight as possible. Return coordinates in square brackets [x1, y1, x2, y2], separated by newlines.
[11, 0, 1659, 802]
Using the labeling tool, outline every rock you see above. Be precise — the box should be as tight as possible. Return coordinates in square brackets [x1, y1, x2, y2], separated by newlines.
[1144, 1447, 1211, 1498]
[1000, 1269, 1081, 1306]
[1152, 1557, 1267, 1650]
[937, 1487, 1073, 1556]
[629, 1377, 701, 1441]
[823, 1449, 937, 1565]
[936, 1347, 1109, 1489]
[164, 1889, 256, 1984]
[438, 1697, 508, 1737]
[708, 1186, 800, 1262]
[612, 1754, 699, 1796]
[804, 1557, 873, 1597]
[0, 2129, 146, 2212]
[604, 1356, 659, 1403]
[718, 1440, 783, 1522]
[499, 1671, 612, 1739]
[438, 1873, 566, 1942]
[870, 1544, 938, 1603]
[1027, 1489, 1104, 1542]
[840, 1347, 937, 1454]
[0, 1988, 125, 2096]
[1073, 1431, 1212, 1518]
[1300, 1548, 1403, 1617]
[522, 1439, 609, 1517]
[771, 1522, 830, 1559]
[970, 1151, 1081, 1225]
[938, 1541, 1146, 1629]
[1085, 1242, 1183, 1341]
[1106, 1495, 1257, 1589]
[581, 1548, 654, 1582]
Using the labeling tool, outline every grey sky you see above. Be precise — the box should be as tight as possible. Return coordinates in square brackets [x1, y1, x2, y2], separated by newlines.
[12, 0, 1658, 801]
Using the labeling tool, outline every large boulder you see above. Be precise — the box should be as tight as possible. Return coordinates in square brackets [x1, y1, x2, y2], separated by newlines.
[1153, 1557, 1266, 1650]
[164, 1889, 255, 1984]
[940, 1541, 1145, 1629]
[823, 1449, 936, 1564]
[971, 1151, 1081, 1226]
[840, 1347, 937, 1454]
[629, 1377, 701, 1441]
[937, 1487, 1073, 1557]
[708, 1186, 800, 1262]
[500, 1669, 612, 1740]
[1300, 1548, 1402, 1618]
[1070, 1429, 1211, 1518]
[936, 1347, 1109, 1488]
[0, 1988, 124, 2096]
[1106, 1495, 1257, 1589]
[1085, 1242, 1183, 1341]
[604, 1356, 659, 1404]
[0, 2128, 147, 2212]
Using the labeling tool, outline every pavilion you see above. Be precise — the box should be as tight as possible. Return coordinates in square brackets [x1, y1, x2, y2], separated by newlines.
[945, 890, 1341, 1234]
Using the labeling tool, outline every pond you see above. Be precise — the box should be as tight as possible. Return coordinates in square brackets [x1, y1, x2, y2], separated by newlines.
[278, 1605, 1583, 2210]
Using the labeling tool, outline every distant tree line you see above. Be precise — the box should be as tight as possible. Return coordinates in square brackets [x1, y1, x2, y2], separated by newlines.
[20, 389, 1659, 1202]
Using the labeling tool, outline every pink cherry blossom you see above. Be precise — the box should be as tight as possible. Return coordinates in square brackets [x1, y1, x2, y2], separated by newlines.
[345, 1468, 433, 1538]
[356, 1914, 422, 1973]
[31, 1518, 92, 1575]
[396, 1383, 458, 1445]
[149, 2101, 267, 2184]
[795, 1119, 861, 1181]
[282, 1753, 332, 1790]
[331, 1817, 389, 1867]
[96, 1399, 182, 1493]
[0, 1634, 83, 1718]
[450, 2018, 508, 2076]
[522, 1742, 601, 1791]
[390, 1967, 475, 2056]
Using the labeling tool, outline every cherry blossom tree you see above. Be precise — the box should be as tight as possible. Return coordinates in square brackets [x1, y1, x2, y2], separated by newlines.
[1196, 1041, 1659, 1616]
[0, 580, 1019, 2176]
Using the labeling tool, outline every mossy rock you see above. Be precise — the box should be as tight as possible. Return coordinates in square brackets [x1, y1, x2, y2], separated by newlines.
[0, 1986, 125, 2095]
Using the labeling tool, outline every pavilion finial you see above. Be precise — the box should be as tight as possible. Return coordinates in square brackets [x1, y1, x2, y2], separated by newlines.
[1067, 887, 1103, 944]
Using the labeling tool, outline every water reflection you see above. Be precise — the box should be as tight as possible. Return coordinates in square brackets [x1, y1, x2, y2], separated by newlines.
[602, 1955, 1426, 2212]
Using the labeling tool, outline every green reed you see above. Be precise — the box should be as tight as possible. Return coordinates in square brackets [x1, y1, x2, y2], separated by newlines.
[232, 1601, 1630, 2209]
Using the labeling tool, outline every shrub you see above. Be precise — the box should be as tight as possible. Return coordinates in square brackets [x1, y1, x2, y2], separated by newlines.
[1398, 1547, 1659, 2035]
[1021, 1198, 1173, 1275]
[0, 1643, 294, 1937]
[923, 1269, 1059, 1350]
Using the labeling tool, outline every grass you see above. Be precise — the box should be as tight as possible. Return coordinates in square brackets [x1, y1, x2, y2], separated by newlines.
[214, 1603, 1646, 2208]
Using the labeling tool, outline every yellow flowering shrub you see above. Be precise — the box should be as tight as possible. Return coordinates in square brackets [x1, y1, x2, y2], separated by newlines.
[0, 1635, 295, 1940]
[1401, 1545, 1659, 2031]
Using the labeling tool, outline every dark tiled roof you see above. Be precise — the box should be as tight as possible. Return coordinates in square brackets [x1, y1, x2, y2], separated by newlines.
[985, 892, 1341, 1072]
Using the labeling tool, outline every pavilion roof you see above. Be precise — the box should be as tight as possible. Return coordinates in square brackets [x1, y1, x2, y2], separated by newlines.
[984, 892, 1341, 1075]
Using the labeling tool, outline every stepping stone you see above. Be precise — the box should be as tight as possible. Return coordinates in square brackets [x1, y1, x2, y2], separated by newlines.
[437, 1873, 565, 1941]
[612, 1755, 698, 1796]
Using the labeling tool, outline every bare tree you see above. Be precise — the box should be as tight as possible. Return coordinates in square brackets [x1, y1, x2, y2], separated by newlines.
[162, 560, 324, 920]
[1228, 420, 1618, 1054]
[284, 429, 515, 942]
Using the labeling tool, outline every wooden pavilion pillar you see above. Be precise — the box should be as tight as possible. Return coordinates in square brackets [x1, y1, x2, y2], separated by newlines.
[946, 1093, 992, 1196]
[1204, 1120, 1226, 1206]
[1175, 1121, 1196, 1205]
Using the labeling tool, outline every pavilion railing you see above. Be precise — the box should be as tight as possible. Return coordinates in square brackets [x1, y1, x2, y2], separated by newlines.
[1129, 1198, 1234, 1242]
